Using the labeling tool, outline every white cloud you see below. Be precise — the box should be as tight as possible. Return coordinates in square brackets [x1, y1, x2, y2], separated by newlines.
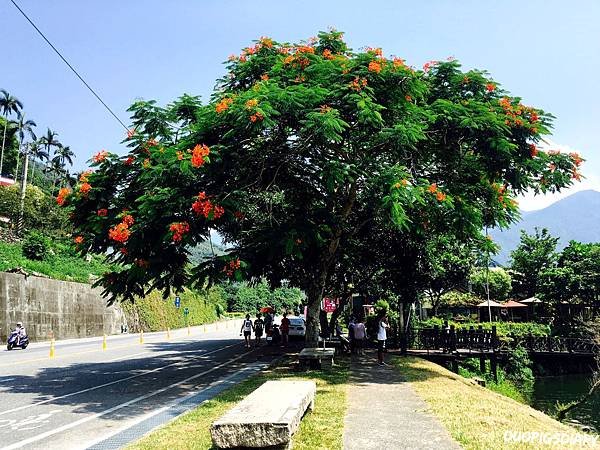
[517, 139, 599, 211]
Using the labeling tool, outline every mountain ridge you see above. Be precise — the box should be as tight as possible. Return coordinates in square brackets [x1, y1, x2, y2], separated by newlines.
[490, 189, 600, 264]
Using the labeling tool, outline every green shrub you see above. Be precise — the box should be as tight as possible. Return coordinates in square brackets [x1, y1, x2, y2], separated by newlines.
[22, 231, 50, 261]
[504, 345, 534, 387]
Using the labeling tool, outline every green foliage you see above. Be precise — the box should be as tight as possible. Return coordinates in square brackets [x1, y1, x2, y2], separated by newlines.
[0, 116, 19, 177]
[458, 359, 530, 403]
[0, 239, 111, 283]
[415, 317, 551, 338]
[469, 267, 512, 301]
[374, 299, 390, 316]
[120, 288, 221, 332]
[221, 280, 304, 314]
[21, 230, 49, 260]
[64, 31, 581, 347]
[438, 290, 481, 307]
[0, 184, 70, 234]
[510, 228, 559, 299]
[504, 345, 534, 387]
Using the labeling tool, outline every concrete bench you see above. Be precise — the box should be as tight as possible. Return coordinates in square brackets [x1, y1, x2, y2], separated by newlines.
[298, 347, 335, 370]
[211, 380, 316, 449]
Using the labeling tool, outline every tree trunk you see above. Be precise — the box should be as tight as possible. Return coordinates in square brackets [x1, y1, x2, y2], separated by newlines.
[18, 149, 29, 235]
[0, 119, 7, 176]
[305, 285, 324, 348]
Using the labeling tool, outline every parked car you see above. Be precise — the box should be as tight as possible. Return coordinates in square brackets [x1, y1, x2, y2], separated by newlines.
[287, 316, 306, 338]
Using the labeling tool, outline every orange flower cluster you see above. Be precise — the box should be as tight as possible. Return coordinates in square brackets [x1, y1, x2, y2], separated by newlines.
[216, 97, 233, 113]
[109, 222, 131, 244]
[250, 112, 264, 122]
[260, 74, 269, 81]
[320, 104, 332, 114]
[74, 236, 84, 245]
[245, 98, 258, 109]
[79, 182, 92, 196]
[569, 152, 583, 167]
[393, 57, 405, 69]
[169, 221, 190, 242]
[143, 158, 150, 168]
[79, 170, 93, 183]
[191, 144, 210, 168]
[93, 150, 109, 163]
[97, 208, 108, 217]
[322, 49, 334, 60]
[368, 61, 383, 73]
[56, 187, 71, 206]
[529, 144, 538, 157]
[177, 150, 184, 160]
[405, 95, 412, 102]
[427, 183, 447, 202]
[192, 192, 225, 219]
[486, 83, 496, 92]
[124, 156, 135, 165]
[223, 259, 241, 277]
[123, 214, 134, 226]
[259, 36, 274, 48]
[393, 180, 409, 189]
[350, 77, 368, 91]
[422, 60, 438, 72]
[366, 47, 384, 57]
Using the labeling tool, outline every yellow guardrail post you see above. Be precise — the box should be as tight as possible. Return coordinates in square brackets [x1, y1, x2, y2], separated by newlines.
[139, 329, 144, 344]
[49, 338, 55, 359]
[102, 334, 107, 351]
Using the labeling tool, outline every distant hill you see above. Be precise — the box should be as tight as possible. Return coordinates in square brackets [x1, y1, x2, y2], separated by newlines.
[489, 190, 600, 265]
[188, 240, 226, 264]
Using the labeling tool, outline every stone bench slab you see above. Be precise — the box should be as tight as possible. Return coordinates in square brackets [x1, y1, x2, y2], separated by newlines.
[211, 380, 316, 448]
[298, 348, 335, 369]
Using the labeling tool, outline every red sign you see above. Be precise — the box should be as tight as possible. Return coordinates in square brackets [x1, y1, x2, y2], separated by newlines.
[322, 297, 339, 313]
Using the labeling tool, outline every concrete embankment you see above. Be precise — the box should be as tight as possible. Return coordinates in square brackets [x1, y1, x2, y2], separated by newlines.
[0, 272, 124, 342]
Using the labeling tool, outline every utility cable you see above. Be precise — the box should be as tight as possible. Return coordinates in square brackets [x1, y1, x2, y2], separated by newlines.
[8, 0, 129, 131]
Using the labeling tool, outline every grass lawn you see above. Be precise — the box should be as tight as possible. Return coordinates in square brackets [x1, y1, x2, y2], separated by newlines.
[0, 241, 111, 283]
[394, 356, 600, 450]
[127, 358, 349, 450]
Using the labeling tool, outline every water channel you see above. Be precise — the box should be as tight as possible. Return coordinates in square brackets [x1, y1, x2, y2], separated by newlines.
[531, 374, 599, 433]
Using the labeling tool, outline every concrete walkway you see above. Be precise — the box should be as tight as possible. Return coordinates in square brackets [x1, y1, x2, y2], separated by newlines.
[343, 354, 462, 450]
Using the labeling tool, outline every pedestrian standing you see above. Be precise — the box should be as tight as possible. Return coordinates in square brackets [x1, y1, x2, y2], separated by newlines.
[280, 313, 290, 347]
[377, 313, 389, 366]
[240, 314, 253, 348]
[254, 313, 264, 346]
[353, 317, 366, 356]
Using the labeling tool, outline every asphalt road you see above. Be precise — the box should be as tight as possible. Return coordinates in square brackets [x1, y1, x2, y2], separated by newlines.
[0, 321, 280, 450]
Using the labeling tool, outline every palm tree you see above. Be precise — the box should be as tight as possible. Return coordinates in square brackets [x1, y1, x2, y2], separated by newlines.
[51, 145, 74, 193]
[0, 90, 23, 176]
[28, 140, 49, 186]
[14, 114, 37, 183]
[39, 128, 62, 192]
[15, 114, 36, 235]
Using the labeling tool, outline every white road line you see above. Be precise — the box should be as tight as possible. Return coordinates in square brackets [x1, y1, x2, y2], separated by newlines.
[0, 342, 241, 417]
[81, 362, 265, 449]
[2, 349, 255, 450]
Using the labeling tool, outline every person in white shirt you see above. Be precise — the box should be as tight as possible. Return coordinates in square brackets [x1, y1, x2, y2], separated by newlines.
[353, 317, 366, 356]
[240, 314, 253, 349]
[377, 314, 389, 366]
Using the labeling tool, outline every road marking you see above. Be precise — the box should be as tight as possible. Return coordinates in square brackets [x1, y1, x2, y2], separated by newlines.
[2, 348, 255, 450]
[0, 332, 239, 369]
[0, 378, 15, 384]
[82, 359, 268, 449]
[0, 342, 241, 417]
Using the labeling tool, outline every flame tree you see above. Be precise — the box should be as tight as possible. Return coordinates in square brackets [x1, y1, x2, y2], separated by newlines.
[61, 30, 582, 345]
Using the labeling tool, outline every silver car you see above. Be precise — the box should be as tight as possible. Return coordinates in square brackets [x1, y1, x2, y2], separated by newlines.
[287, 317, 306, 337]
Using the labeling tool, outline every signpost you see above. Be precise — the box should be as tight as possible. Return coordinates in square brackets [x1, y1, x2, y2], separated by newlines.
[174, 296, 181, 309]
[183, 307, 189, 316]
[322, 297, 339, 313]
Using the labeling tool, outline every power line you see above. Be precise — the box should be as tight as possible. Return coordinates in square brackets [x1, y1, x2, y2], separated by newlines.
[8, 0, 129, 131]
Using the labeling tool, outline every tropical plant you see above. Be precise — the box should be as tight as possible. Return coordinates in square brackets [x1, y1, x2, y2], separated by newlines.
[510, 228, 559, 299]
[27, 140, 49, 186]
[470, 267, 512, 302]
[0, 89, 23, 176]
[63, 31, 583, 345]
[13, 114, 36, 185]
[39, 129, 62, 191]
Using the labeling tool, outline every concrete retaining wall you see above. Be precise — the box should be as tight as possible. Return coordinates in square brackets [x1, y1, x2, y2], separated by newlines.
[0, 272, 125, 342]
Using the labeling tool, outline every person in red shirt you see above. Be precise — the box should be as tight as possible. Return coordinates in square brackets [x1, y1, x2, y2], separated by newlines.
[280, 313, 290, 347]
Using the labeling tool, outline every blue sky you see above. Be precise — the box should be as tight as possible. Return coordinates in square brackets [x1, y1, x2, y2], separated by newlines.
[2, 0, 599, 210]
